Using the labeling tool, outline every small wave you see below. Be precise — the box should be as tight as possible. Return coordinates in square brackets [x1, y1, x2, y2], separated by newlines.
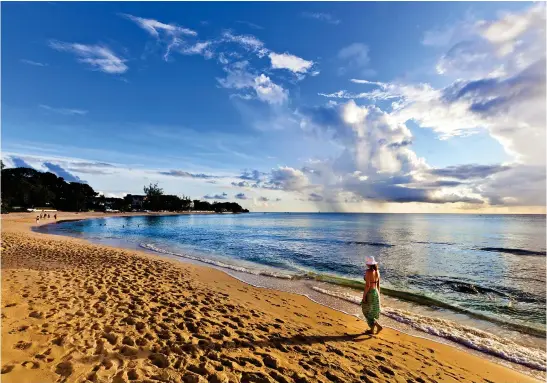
[139, 243, 293, 280]
[311, 286, 546, 371]
[348, 241, 393, 247]
[479, 247, 546, 256]
[439, 279, 510, 297]
[413, 241, 455, 245]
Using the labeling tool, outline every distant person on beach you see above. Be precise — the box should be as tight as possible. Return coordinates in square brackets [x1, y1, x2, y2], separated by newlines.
[47, 214, 50, 219]
[361, 256, 383, 335]
[36, 216, 40, 224]
[54, 214, 57, 220]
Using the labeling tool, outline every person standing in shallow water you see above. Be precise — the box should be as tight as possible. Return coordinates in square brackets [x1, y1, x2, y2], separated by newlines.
[361, 256, 383, 335]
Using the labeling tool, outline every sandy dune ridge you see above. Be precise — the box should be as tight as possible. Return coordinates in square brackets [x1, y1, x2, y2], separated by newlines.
[1, 213, 540, 383]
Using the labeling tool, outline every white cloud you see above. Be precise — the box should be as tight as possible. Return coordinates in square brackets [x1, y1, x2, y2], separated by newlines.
[180, 41, 214, 59]
[122, 14, 198, 61]
[269, 52, 314, 74]
[217, 62, 287, 105]
[21, 59, 47, 67]
[39, 104, 88, 116]
[314, 4, 546, 208]
[203, 192, 228, 200]
[253, 74, 288, 105]
[479, 5, 544, 47]
[434, 4, 545, 77]
[298, 100, 490, 205]
[264, 166, 310, 191]
[221, 30, 268, 57]
[49, 40, 128, 74]
[121, 13, 197, 38]
[302, 12, 340, 25]
[217, 61, 255, 89]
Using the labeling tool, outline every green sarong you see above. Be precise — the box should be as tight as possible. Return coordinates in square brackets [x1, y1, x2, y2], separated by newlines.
[361, 289, 381, 328]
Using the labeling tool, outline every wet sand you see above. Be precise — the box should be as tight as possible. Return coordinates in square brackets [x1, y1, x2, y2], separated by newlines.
[1, 212, 541, 383]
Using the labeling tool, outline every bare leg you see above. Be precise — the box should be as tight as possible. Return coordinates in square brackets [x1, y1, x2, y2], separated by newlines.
[374, 321, 383, 334]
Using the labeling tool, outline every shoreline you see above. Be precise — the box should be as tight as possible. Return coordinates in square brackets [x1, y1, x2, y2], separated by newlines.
[2, 212, 543, 383]
[50, 225, 547, 376]
[41, 214, 547, 342]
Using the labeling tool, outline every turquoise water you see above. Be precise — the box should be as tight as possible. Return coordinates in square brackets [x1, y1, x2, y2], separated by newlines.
[42, 213, 546, 335]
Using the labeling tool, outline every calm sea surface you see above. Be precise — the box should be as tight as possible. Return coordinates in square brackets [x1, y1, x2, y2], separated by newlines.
[44, 213, 546, 333]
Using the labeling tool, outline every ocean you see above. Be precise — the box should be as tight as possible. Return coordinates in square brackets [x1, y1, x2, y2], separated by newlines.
[39, 213, 547, 373]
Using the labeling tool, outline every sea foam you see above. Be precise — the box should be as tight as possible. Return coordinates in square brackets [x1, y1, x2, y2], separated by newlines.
[140, 243, 293, 280]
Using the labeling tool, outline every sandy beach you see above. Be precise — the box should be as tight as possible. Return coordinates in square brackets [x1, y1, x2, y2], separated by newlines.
[1, 212, 541, 383]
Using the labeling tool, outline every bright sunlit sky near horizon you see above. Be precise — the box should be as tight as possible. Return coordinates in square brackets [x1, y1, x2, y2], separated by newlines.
[2, 2, 545, 213]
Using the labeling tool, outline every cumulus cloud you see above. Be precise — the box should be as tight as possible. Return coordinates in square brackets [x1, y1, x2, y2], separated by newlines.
[302, 12, 340, 25]
[235, 193, 248, 199]
[239, 169, 265, 182]
[263, 167, 310, 191]
[477, 165, 545, 206]
[258, 196, 269, 202]
[269, 52, 314, 74]
[49, 40, 128, 74]
[298, 100, 490, 205]
[39, 104, 88, 116]
[253, 74, 288, 105]
[314, 4, 545, 208]
[203, 192, 228, 200]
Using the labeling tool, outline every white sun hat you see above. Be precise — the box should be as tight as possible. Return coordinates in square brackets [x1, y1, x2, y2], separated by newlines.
[365, 256, 378, 266]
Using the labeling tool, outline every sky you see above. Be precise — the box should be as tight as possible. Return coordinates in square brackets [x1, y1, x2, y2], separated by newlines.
[2, 2, 545, 213]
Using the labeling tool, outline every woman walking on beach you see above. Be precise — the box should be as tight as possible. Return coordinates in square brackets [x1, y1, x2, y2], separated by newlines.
[361, 256, 383, 335]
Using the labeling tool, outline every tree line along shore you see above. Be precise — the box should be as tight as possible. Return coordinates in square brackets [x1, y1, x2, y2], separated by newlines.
[1, 164, 249, 214]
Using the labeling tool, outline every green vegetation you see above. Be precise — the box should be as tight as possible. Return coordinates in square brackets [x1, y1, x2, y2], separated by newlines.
[1, 165, 249, 214]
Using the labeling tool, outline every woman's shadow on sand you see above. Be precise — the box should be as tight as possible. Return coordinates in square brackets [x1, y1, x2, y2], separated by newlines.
[219, 332, 373, 351]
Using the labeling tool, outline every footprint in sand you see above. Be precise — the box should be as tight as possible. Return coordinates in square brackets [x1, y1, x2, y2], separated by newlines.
[1, 365, 14, 374]
[21, 361, 40, 369]
[14, 341, 32, 350]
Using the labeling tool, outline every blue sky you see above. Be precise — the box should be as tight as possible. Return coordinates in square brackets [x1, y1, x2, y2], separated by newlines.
[2, 2, 545, 212]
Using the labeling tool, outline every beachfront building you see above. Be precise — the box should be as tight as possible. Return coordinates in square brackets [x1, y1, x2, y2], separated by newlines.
[29, 207, 58, 212]
[126, 195, 146, 210]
